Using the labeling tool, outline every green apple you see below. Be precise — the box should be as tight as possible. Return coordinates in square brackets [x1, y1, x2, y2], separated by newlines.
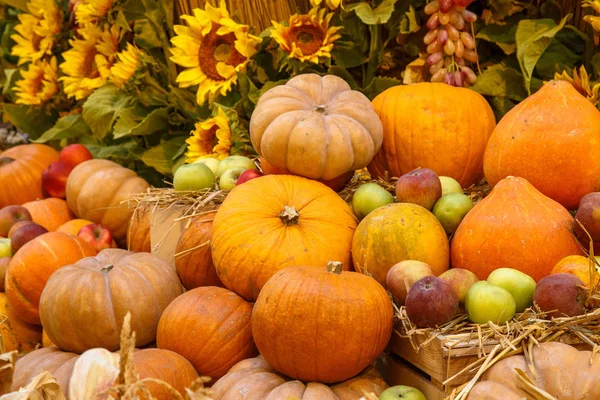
[0, 238, 11, 258]
[465, 281, 516, 325]
[439, 176, 463, 196]
[216, 155, 257, 177]
[219, 167, 247, 191]
[379, 385, 427, 400]
[193, 157, 220, 175]
[173, 163, 216, 191]
[487, 268, 536, 313]
[352, 183, 394, 220]
[432, 192, 474, 235]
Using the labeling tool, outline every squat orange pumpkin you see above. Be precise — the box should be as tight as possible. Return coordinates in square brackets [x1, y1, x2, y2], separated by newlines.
[22, 198, 74, 231]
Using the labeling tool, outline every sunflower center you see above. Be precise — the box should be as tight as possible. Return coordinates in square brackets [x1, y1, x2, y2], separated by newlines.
[196, 125, 219, 154]
[82, 48, 100, 79]
[199, 24, 247, 82]
[289, 24, 325, 56]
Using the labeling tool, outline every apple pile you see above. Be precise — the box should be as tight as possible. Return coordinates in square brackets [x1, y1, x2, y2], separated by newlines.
[42, 144, 93, 198]
[173, 155, 262, 191]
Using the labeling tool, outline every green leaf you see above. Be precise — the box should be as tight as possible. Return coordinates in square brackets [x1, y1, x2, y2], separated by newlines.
[399, 5, 419, 34]
[361, 76, 401, 100]
[85, 140, 138, 162]
[2, 103, 57, 139]
[516, 15, 571, 94]
[347, 0, 397, 25]
[534, 39, 581, 79]
[470, 64, 528, 102]
[0, 0, 28, 12]
[327, 66, 359, 89]
[82, 85, 135, 139]
[2, 68, 17, 98]
[139, 135, 187, 175]
[476, 23, 517, 54]
[489, 96, 518, 120]
[33, 114, 91, 143]
[133, 19, 162, 49]
[592, 54, 600, 77]
[332, 42, 369, 68]
[113, 106, 170, 139]
[114, 10, 132, 32]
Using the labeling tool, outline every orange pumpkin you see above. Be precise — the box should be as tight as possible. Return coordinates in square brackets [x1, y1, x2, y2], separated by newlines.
[175, 211, 223, 290]
[451, 176, 583, 281]
[484, 81, 600, 210]
[0, 293, 42, 353]
[0, 256, 9, 291]
[352, 203, 450, 287]
[367, 83, 496, 187]
[56, 218, 95, 236]
[211, 175, 357, 301]
[42, 329, 56, 347]
[156, 286, 257, 380]
[22, 198, 75, 231]
[10, 346, 79, 394]
[39, 249, 184, 353]
[212, 356, 388, 400]
[551, 255, 600, 289]
[260, 157, 354, 192]
[127, 203, 152, 253]
[5, 232, 96, 325]
[252, 262, 393, 383]
[0, 144, 59, 208]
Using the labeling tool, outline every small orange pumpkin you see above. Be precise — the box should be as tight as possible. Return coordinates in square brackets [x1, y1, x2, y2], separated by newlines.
[551, 255, 600, 289]
[127, 204, 152, 253]
[56, 218, 95, 236]
[10, 346, 79, 394]
[22, 198, 75, 232]
[0, 293, 42, 353]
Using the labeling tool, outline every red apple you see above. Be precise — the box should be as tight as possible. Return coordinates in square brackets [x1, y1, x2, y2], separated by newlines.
[406, 276, 459, 328]
[78, 224, 117, 252]
[42, 161, 74, 198]
[0, 257, 10, 291]
[395, 168, 442, 211]
[8, 220, 35, 239]
[438, 268, 479, 304]
[0, 206, 33, 237]
[534, 273, 588, 318]
[59, 144, 93, 168]
[386, 260, 435, 305]
[11, 223, 48, 254]
[236, 169, 263, 186]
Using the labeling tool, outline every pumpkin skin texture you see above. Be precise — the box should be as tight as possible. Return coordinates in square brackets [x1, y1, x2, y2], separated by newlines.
[175, 211, 223, 290]
[65, 159, 150, 245]
[352, 203, 450, 287]
[250, 73, 383, 181]
[156, 286, 257, 380]
[251, 263, 393, 384]
[5, 232, 96, 325]
[10, 346, 79, 394]
[39, 248, 184, 353]
[467, 342, 600, 399]
[127, 203, 151, 253]
[0, 144, 59, 208]
[484, 81, 600, 210]
[451, 176, 583, 282]
[0, 293, 42, 353]
[22, 198, 75, 231]
[211, 174, 357, 301]
[212, 355, 388, 400]
[367, 83, 495, 188]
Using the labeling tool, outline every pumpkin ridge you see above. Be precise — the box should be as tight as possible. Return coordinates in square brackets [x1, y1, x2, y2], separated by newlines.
[326, 114, 358, 170]
[268, 274, 295, 375]
[118, 259, 164, 324]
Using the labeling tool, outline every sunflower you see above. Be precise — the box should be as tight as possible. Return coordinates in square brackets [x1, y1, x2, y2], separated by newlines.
[310, 0, 342, 10]
[13, 57, 59, 105]
[185, 107, 232, 162]
[554, 66, 600, 105]
[170, 0, 262, 105]
[271, 7, 342, 64]
[74, 0, 115, 25]
[110, 43, 143, 88]
[59, 23, 122, 100]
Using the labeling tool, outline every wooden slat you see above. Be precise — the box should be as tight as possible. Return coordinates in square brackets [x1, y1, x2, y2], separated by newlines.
[381, 354, 447, 400]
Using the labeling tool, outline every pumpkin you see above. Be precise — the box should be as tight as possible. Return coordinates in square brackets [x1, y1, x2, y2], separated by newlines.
[10, 346, 79, 394]
[249, 73, 383, 181]
[484, 81, 600, 210]
[367, 83, 495, 188]
[156, 286, 257, 379]
[0, 144, 59, 208]
[451, 176, 583, 281]
[127, 203, 151, 253]
[56, 219, 95, 236]
[22, 198, 75, 231]
[251, 262, 393, 383]
[352, 203, 449, 287]
[175, 211, 223, 290]
[551, 255, 600, 289]
[5, 232, 96, 325]
[39, 248, 184, 353]
[66, 159, 150, 245]
[467, 342, 600, 399]
[212, 355, 388, 400]
[0, 293, 42, 353]
[0, 256, 9, 291]
[42, 330, 56, 347]
[211, 175, 357, 301]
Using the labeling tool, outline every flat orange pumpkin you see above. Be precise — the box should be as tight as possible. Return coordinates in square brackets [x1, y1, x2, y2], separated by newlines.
[22, 198, 75, 232]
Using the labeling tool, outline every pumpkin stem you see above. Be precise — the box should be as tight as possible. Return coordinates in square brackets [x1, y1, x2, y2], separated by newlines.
[326, 261, 343, 275]
[101, 264, 114, 273]
[279, 205, 300, 225]
[314, 105, 327, 114]
[0, 157, 15, 167]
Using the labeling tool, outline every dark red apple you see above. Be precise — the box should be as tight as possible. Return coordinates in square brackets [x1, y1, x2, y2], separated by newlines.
[42, 161, 74, 198]
[236, 169, 263, 186]
[78, 224, 116, 252]
[386, 260, 435, 305]
[0, 257, 10, 291]
[405, 276, 459, 328]
[59, 143, 93, 168]
[11, 223, 48, 254]
[534, 273, 588, 318]
[8, 220, 35, 239]
[395, 168, 442, 210]
[0, 206, 33, 237]
[573, 192, 600, 249]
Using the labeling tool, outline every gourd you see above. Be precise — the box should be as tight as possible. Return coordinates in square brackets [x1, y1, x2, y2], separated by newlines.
[22, 198, 74, 231]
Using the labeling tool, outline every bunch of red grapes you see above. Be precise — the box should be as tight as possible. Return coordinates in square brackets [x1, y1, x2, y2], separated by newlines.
[424, 0, 478, 87]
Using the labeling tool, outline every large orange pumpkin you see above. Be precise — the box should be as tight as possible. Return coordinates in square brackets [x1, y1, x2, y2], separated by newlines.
[5, 232, 96, 325]
[175, 211, 223, 290]
[211, 175, 357, 301]
[367, 83, 496, 187]
[352, 203, 450, 287]
[0, 292, 42, 353]
[10, 346, 79, 394]
[0, 144, 59, 208]
[451, 176, 583, 281]
[260, 157, 354, 192]
[66, 159, 149, 245]
[252, 262, 393, 383]
[484, 81, 600, 210]
[156, 286, 257, 380]
[250, 74, 383, 181]
[127, 203, 151, 253]
[22, 198, 75, 231]
[39, 249, 184, 353]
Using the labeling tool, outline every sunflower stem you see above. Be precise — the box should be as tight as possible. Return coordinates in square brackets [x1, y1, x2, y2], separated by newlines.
[364, 24, 382, 88]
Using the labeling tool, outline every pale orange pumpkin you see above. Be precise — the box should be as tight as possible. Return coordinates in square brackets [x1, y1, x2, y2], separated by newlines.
[250, 73, 383, 181]
[0, 293, 42, 353]
[451, 176, 583, 281]
[22, 198, 75, 231]
[211, 174, 357, 301]
[367, 83, 496, 187]
[10, 346, 79, 394]
[0, 144, 59, 208]
[127, 203, 152, 253]
[551, 255, 600, 289]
